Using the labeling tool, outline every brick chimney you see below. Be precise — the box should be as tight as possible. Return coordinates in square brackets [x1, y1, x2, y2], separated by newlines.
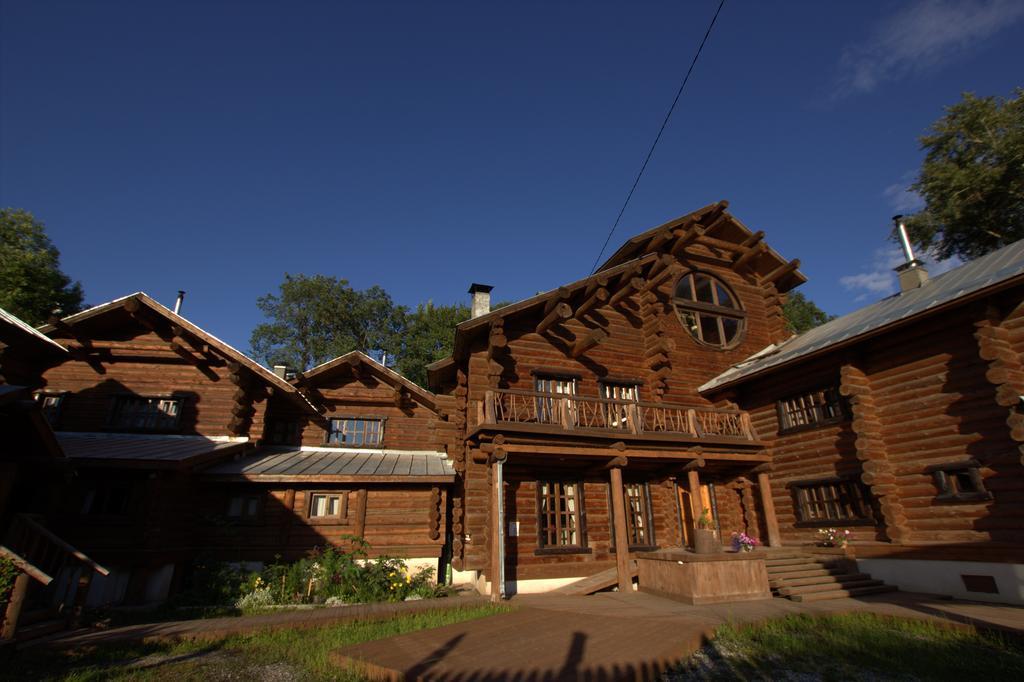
[468, 283, 494, 318]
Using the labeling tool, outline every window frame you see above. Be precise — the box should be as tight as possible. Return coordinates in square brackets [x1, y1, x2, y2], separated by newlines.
[80, 484, 134, 520]
[324, 417, 385, 448]
[226, 493, 264, 523]
[264, 418, 302, 446]
[790, 476, 875, 527]
[535, 480, 590, 555]
[672, 271, 746, 349]
[107, 394, 185, 433]
[928, 460, 992, 503]
[306, 490, 350, 523]
[599, 380, 641, 430]
[610, 481, 657, 551]
[533, 374, 579, 426]
[776, 385, 848, 434]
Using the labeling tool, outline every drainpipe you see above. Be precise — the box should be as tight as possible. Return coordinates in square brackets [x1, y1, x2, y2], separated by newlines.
[496, 459, 505, 600]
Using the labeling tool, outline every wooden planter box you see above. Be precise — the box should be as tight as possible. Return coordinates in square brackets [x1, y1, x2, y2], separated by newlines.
[635, 550, 771, 605]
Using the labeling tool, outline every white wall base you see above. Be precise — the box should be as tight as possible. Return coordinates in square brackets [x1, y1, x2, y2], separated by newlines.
[450, 567, 480, 586]
[858, 558, 1024, 606]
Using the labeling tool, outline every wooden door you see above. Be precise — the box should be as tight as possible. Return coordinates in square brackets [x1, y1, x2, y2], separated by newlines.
[678, 484, 716, 547]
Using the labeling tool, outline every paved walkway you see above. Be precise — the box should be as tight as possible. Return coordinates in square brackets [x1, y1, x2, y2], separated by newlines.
[333, 591, 1024, 681]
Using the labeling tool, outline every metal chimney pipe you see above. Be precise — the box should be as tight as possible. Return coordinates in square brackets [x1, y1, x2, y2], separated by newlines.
[174, 290, 186, 315]
[893, 215, 916, 263]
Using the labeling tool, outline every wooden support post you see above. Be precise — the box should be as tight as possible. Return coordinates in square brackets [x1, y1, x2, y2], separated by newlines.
[757, 472, 782, 548]
[1, 573, 30, 640]
[608, 465, 633, 594]
[687, 469, 703, 522]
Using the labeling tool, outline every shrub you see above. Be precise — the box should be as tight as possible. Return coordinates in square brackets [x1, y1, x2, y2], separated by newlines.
[0, 556, 20, 608]
[235, 587, 274, 611]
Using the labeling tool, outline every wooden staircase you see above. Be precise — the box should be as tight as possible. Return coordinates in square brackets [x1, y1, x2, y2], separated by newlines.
[765, 551, 896, 602]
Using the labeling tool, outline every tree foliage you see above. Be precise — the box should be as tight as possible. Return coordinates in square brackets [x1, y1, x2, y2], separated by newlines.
[783, 292, 833, 335]
[250, 274, 405, 371]
[394, 302, 471, 387]
[902, 89, 1024, 261]
[0, 208, 84, 325]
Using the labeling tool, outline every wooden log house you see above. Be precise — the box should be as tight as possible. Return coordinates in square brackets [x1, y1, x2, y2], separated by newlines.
[3, 294, 454, 608]
[428, 201, 804, 596]
[700, 238, 1024, 605]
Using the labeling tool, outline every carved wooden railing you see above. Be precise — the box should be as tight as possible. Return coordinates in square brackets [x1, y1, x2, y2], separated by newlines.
[482, 388, 755, 440]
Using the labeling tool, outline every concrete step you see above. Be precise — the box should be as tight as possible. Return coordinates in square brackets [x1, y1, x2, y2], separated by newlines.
[764, 557, 818, 567]
[771, 572, 873, 588]
[788, 585, 898, 602]
[766, 566, 841, 579]
[778, 579, 885, 596]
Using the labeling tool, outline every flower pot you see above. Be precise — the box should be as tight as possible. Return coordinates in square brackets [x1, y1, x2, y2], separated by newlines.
[693, 528, 719, 554]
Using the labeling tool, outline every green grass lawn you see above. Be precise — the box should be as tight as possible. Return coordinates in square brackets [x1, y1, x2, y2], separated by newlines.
[673, 612, 1024, 681]
[4, 604, 508, 682]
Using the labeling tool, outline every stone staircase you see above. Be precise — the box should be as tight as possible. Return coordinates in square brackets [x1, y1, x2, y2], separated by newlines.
[765, 551, 896, 602]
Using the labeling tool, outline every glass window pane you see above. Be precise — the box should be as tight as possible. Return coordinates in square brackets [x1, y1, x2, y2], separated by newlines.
[722, 317, 740, 344]
[228, 497, 243, 517]
[675, 274, 695, 301]
[694, 275, 715, 303]
[699, 314, 722, 345]
[246, 498, 259, 517]
[714, 283, 734, 308]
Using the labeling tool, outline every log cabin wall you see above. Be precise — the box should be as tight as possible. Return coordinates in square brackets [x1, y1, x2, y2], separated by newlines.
[197, 484, 447, 563]
[729, 292, 1024, 560]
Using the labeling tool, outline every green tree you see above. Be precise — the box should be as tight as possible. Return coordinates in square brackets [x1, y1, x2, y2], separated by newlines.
[901, 88, 1024, 261]
[250, 274, 405, 371]
[0, 208, 84, 325]
[783, 292, 833, 335]
[396, 301, 472, 387]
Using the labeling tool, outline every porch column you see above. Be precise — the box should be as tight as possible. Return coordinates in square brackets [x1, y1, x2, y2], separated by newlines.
[757, 472, 782, 548]
[1, 572, 30, 640]
[687, 468, 703, 521]
[608, 466, 633, 593]
[489, 456, 505, 602]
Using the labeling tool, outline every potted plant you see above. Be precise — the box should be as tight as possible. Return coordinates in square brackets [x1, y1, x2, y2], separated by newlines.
[731, 532, 760, 553]
[817, 527, 851, 548]
[693, 508, 719, 554]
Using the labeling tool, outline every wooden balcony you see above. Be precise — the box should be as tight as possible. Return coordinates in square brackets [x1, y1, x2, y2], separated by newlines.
[480, 388, 757, 443]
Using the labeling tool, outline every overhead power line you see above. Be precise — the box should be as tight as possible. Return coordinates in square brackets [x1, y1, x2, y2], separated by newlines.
[589, 0, 727, 273]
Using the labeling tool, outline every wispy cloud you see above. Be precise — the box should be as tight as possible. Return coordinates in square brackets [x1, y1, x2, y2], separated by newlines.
[840, 245, 961, 300]
[833, 0, 1024, 99]
[883, 171, 924, 214]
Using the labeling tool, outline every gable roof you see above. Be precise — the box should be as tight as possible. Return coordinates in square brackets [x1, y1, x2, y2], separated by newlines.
[203, 446, 455, 482]
[0, 306, 68, 355]
[40, 292, 315, 412]
[57, 432, 247, 470]
[700, 238, 1024, 394]
[300, 350, 437, 410]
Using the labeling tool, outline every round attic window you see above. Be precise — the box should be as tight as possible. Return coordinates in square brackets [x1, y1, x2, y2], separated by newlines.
[673, 271, 745, 349]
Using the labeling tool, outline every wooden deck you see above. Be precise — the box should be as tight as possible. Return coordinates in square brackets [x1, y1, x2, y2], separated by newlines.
[333, 591, 1024, 681]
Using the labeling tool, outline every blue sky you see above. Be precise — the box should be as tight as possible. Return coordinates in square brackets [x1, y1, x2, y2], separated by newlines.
[2, 1, 1022, 354]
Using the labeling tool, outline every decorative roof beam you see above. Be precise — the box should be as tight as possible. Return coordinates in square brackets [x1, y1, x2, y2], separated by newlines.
[570, 328, 608, 358]
[608, 277, 645, 307]
[762, 258, 801, 285]
[670, 226, 706, 257]
[536, 302, 572, 335]
[574, 287, 609, 320]
[733, 241, 767, 271]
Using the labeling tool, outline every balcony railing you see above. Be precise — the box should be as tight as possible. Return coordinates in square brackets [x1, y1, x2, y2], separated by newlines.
[482, 388, 756, 441]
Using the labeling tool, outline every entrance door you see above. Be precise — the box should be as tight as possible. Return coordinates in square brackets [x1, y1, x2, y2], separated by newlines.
[678, 483, 718, 547]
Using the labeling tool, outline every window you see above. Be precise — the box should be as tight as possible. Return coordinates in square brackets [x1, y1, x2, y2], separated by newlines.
[600, 381, 640, 429]
[792, 478, 873, 525]
[777, 386, 846, 433]
[534, 375, 578, 425]
[618, 482, 655, 548]
[110, 396, 182, 431]
[81, 486, 132, 517]
[673, 271, 745, 348]
[327, 418, 383, 447]
[537, 481, 586, 551]
[308, 492, 348, 520]
[930, 462, 991, 503]
[34, 392, 66, 427]
[227, 495, 262, 520]
[265, 419, 301, 446]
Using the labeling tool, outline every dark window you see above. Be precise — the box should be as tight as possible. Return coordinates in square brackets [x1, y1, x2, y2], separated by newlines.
[308, 491, 348, 520]
[327, 418, 383, 447]
[110, 396, 183, 431]
[621, 482, 655, 548]
[793, 478, 873, 525]
[265, 419, 301, 446]
[227, 495, 262, 520]
[673, 272, 745, 348]
[34, 392, 66, 427]
[931, 463, 991, 503]
[537, 481, 585, 549]
[81, 486, 131, 517]
[777, 386, 846, 432]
